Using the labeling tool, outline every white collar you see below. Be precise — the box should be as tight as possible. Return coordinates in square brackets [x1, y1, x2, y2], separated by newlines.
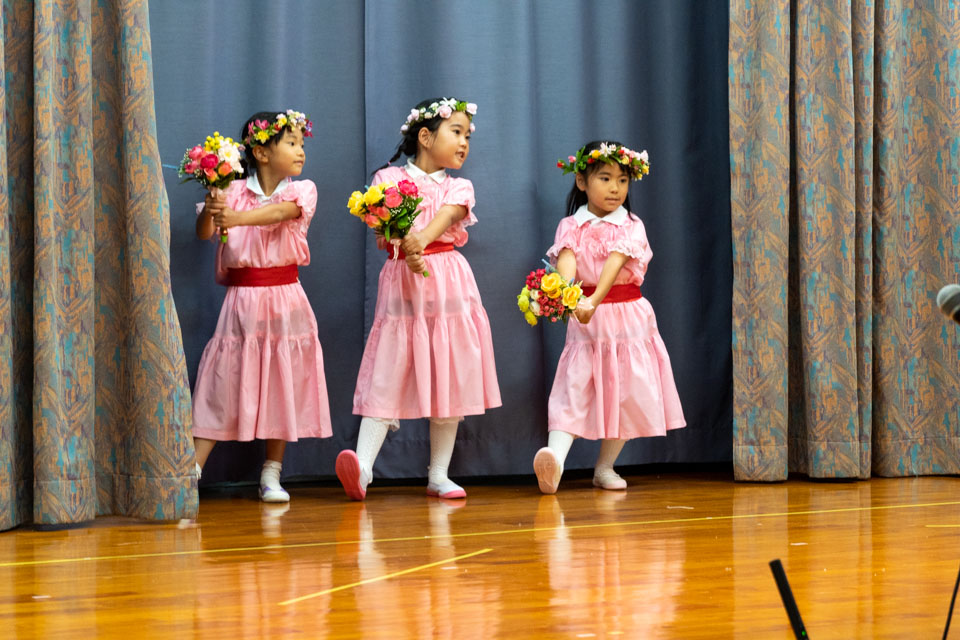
[246, 174, 290, 202]
[572, 205, 629, 227]
[405, 160, 446, 184]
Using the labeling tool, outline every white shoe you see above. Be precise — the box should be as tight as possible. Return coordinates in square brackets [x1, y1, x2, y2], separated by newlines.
[592, 468, 627, 490]
[260, 461, 290, 503]
[195, 462, 202, 481]
[533, 447, 563, 494]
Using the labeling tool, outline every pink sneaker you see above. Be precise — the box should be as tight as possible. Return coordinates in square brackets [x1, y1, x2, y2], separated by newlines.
[336, 450, 368, 501]
[533, 447, 562, 494]
[426, 480, 466, 499]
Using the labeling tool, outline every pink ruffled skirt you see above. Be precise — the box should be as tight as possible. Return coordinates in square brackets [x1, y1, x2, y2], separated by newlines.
[353, 250, 501, 419]
[549, 297, 685, 439]
[192, 281, 332, 441]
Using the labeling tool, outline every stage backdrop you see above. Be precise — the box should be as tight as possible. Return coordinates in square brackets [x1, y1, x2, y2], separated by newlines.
[0, 0, 196, 530]
[150, 0, 732, 484]
[730, 1, 960, 480]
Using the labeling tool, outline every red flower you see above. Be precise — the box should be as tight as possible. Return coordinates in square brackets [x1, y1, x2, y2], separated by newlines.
[557, 160, 564, 168]
[587, 158, 594, 164]
[200, 153, 218, 169]
[397, 180, 418, 196]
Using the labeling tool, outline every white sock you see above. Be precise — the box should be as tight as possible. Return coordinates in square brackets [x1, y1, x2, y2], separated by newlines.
[547, 430, 576, 466]
[595, 439, 626, 473]
[261, 460, 284, 491]
[428, 417, 460, 488]
[357, 417, 395, 480]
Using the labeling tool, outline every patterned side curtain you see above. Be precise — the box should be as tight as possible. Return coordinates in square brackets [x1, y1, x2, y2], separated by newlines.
[0, 0, 196, 529]
[730, 1, 960, 480]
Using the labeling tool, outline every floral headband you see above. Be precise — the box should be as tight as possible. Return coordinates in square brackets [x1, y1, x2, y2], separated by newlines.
[557, 142, 650, 181]
[243, 109, 314, 147]
[400, 98, 477, 134]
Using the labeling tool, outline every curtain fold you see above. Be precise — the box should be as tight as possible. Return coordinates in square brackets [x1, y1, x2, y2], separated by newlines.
[0, 0, 196, 530]
[730, 0, 960, 480]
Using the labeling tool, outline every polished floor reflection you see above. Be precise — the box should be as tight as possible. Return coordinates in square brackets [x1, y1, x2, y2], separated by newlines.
[2, 473, 960, 638]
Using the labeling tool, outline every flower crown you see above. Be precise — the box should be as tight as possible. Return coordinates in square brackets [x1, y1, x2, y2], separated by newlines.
[400, 98, 477, 134]
[557, 142, 650, 181]
[243, 109, 314, 147]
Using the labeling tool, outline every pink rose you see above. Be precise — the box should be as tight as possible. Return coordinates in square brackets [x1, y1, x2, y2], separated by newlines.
[568, 155, 576, 163]
[437, 104, 453, 118]
[370, 205, 391, 221]
[204, 168, 217, 181]
[184, 160, 198, 173]
[201, 153, 218, 169]
[188, 145, 204, 160]
[466, 103, 478, 115]
[383, 189, 402, 209]
[364, 213, 380, 229]
[397, 179, 417, 196]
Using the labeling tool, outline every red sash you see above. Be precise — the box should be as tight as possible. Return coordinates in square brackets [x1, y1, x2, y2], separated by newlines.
[581, 284, 642, 304]
[387, 242, 456, 259]
[226, 265, 299, 287]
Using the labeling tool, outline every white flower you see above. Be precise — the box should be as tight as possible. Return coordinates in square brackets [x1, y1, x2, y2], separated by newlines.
[530, 300, 541, 315]
[639, 150, 649, 162]
[466, 102, 478, 115]
[400, 124, 409, 133]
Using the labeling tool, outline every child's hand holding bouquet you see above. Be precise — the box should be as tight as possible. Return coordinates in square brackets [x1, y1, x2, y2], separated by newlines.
[178, 132, 244, 243]
[347, 180, 429, 276]
[517, 264, 587, 326]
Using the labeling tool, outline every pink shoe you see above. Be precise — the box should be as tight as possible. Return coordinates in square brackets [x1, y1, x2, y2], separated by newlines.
[336, 450, 368, 501]
[426, 480, 466, 499]
[533, 447, 562, 494]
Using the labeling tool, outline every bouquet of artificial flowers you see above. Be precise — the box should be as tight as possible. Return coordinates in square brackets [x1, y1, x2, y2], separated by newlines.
[347, 180, 428, 276]
[178, 131, 244, 243]
[517, 264, 585, 326]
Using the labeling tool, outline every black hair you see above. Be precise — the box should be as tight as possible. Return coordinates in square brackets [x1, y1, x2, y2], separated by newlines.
[238, 111, 298, 175]
[564, 140, 634, 216]
[376, 97, 468, 173]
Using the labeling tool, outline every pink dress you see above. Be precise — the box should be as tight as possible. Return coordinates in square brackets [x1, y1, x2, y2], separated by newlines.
[546, 205, 685, 440]
[353, 162, 501, 419]
[192, 176, 332, 441]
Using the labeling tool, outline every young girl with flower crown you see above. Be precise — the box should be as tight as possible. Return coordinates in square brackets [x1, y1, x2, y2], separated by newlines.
[192, 109, 332, 502]
[336, 97, 501, 501]
[532, 140, 686, 494]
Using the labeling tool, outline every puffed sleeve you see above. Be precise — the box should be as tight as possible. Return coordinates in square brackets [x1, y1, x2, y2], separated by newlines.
[611, 216, 652, 263]
[546, 217, 579, 264]
[441, 177, 477, 230]
[278, 179, 318, 236]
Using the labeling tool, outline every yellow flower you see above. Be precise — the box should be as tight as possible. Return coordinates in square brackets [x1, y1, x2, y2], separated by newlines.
[540, 272, 564, 298]
[517, 290, 530, 312]
[642, 164, 650, 174]
[255, 130, 270, 143]
[524, 311, 538, 326]
[277, 115, 288, 127]
[590, 149, 601, 159]
[562, 284, 582, 309]
[348, 191, 366, 216]
[363, 184, 385, 206]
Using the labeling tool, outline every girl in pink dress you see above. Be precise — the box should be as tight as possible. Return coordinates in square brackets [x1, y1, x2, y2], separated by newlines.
[336, 97, 501, 501]
[533, 140, 685, 494]
[192, 110, 332, 502]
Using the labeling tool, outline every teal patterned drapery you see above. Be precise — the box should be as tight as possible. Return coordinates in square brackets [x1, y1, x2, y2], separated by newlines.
[730, 1, 960, 480]
[0, 0, 196, 528]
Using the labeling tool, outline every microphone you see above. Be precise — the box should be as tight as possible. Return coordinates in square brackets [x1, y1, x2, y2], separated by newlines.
[937, 284, 960, 323]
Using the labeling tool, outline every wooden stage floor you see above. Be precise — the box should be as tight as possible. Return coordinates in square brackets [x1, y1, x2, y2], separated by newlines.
[2, 472, 959, 638]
